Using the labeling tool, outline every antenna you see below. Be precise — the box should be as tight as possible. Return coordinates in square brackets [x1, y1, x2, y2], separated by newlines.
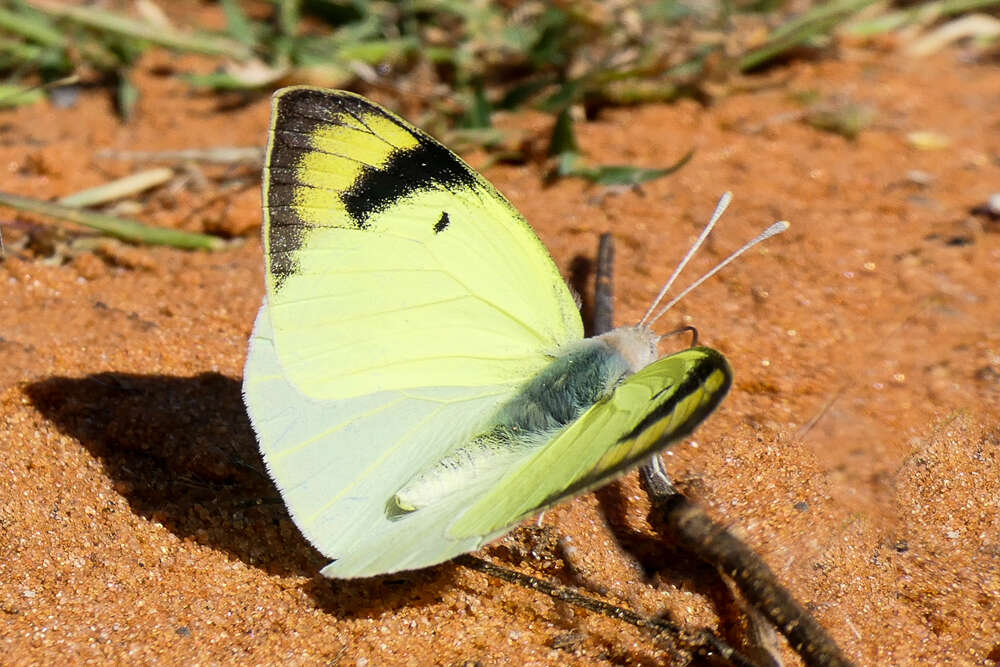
[639, 192, 732, 326]
[641, 194, 789, 328]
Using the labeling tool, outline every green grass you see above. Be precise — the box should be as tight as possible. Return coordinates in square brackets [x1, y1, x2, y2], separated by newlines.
[4, 0, 999, 161]
[1, 1, 998, 246]
[0, 191, 228, 250]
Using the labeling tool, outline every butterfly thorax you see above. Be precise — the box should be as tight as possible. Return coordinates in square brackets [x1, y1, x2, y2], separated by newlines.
[391, 328, 658, 514]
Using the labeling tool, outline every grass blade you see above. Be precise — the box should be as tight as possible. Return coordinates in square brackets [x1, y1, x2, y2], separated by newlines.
[58, 168, 175, 208]
[740, 0, 877, 71]
[0, 83, 46, 108]
[219, 0, 257, 47]
[0, 5, 65, 48]
[26, 0, 252, 60]
[0, 191, 226, 250]
[843, 0, 1000, 37]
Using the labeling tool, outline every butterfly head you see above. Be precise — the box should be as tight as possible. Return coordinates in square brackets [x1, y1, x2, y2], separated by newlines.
[596, 326, 660, 373]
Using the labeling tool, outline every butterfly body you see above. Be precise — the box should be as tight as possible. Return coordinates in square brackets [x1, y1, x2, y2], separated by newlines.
[243, 87, 732, 578]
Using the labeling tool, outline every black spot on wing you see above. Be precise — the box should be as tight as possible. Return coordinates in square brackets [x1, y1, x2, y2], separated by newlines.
[341, 138, 478, 226]
[433, 212, 450, 234]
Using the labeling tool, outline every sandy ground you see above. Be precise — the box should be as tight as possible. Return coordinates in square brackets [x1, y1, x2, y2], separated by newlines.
[1, 40, 999, 666]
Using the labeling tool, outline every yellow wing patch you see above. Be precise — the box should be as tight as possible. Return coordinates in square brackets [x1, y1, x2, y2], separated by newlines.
[296, 114, 420, 210]
[264, 87, 486, 286]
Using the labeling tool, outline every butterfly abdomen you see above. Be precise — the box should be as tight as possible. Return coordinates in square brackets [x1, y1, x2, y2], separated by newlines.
[392, 337, 634, 512]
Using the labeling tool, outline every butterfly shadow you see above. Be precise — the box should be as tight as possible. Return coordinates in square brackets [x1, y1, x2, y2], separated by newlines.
[23, 371, 455, 616]
[24, 372, 327, 574]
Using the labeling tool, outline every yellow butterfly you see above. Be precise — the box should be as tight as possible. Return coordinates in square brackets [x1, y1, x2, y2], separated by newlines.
[243, 87, 781, 578]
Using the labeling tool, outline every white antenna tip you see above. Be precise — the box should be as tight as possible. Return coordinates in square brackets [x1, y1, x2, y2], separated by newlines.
[758, 220, 790, 241]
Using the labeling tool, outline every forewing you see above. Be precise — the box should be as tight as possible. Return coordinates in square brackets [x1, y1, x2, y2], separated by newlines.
[262, 87, 583, 401]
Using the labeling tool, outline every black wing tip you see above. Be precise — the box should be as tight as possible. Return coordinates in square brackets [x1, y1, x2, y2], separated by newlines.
[273, 85, 354, 104]
[272, 86, 390, 123]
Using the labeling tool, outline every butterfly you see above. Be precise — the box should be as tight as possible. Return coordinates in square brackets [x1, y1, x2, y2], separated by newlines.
[242, 87, 781, 578]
